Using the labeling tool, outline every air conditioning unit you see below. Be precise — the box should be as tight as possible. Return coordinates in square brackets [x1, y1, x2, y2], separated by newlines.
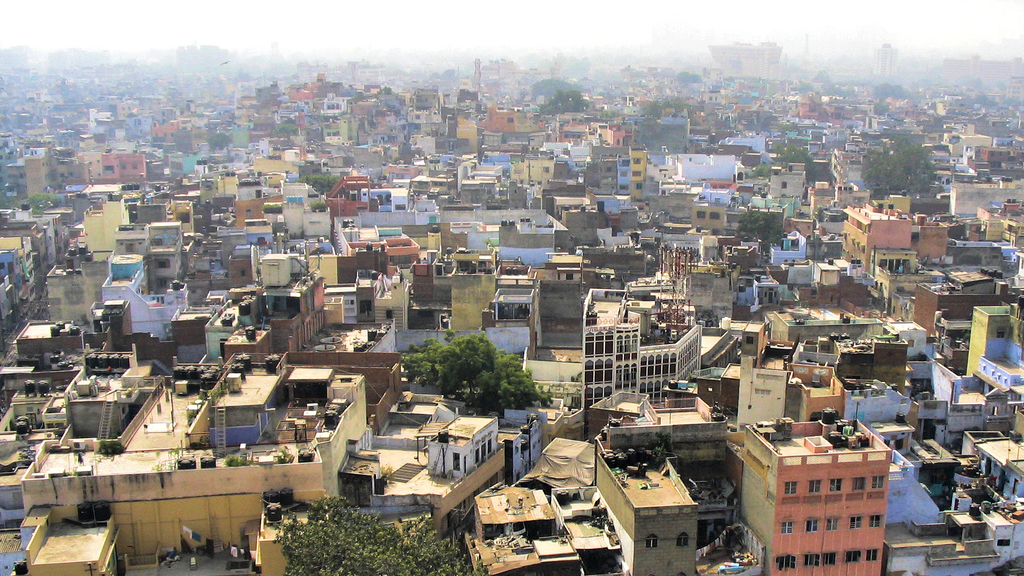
[72, 440, 87, 451]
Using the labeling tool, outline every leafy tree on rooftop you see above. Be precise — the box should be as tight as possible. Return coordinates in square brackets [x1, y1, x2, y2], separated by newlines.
[298, 174, 340, 195]
[863, 138, 935, 196]
[737, 210, 784, 254]
[278, 496, 482, 576]
[404, 333, 550, 414]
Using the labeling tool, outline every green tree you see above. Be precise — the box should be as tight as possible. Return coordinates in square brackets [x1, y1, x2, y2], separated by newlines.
[750, 164, 772, 179]
[772, 145, 831, 184]
[278, 497, 481, 576]
[299, 174, 340, 194]
[863, 138, 935, 196]
[677, 71, 702, 84]
[404, 333, 550, 414]
[737, 210, 784, 253]
[541, 90, 589, 114]
[208, 131, 232, 150]
[531, 79, 579, 100]
[642, 98, 691, 119]
[28, 193, 59, 215]
[874, 83, 907, 100]
[275, 123, 299, 137]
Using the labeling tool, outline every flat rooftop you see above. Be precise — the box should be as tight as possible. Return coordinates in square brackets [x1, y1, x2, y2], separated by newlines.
[34, 522, 108, 565]
[219, 373, 280, 408]
[620, 468, 692, 508]
[124, 390, 202, 452]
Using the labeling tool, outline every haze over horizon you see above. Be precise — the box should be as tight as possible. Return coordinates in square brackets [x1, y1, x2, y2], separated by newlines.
[5, 0, 1024, 65]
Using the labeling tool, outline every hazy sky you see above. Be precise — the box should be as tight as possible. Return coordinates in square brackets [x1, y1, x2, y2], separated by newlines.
[6, 0, 1024, 60]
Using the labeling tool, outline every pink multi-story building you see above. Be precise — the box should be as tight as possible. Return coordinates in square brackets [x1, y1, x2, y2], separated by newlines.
[741, 415, 891, 575]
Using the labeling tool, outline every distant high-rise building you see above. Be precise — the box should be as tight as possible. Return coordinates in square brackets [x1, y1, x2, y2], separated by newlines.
[943, 55, 1024, 84]
[709, 42, 783, 79]
[874, 44, 898, 76]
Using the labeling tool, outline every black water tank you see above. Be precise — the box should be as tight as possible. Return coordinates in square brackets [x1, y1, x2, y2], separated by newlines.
[93, 501, 111, 522]
[969, 503, 982, 519]
[23, 382, 36, 396]
[78, 502, 95, 523]
[821, 408, 838, 425]
[280, 488, 294, 506]
[298, 450, 314, 463]
[37, 382, 50, 396]
[200, 456, 217, 469]
[13, 560, 27, 575]
[265, 355, 280, 374]
[177, 458, 196, 470]
[263, 490, 281, 504]
[266, 503, 283, 522]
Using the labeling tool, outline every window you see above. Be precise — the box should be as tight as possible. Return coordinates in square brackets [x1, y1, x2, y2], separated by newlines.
[676, 533, 689, 547]
[775, 555, 797, 570]
[783, 481, 797, 495]
[822, 552, 837, 566]
[696, 211, 707, 219]
[745, 336, 755, 345]
[829, 478, 843, 492]
[359, 300, 373, 314]
[850, 516, 862, 529]
[452, 455, 460, 471]
[866, 549, 879, 561]
[781, 181, 788, 189]
[869, 514, 882, 528]
[710, 212, 721, 220]
[998, 539, 1011, 547]
[871, 475, 885, 490]
[645, 534, 658, 549]
[804, 554, 820, 567]
[808, 480, 821, 493]
[852, 477, 866, 491]
[780, 521, 793, 535]
[805, 519, 818, 533]
[998, 329, 1007, 339]
[633, 157, 642, 165]
[845, 550, 861, 563]
[826, 517, 839, 531]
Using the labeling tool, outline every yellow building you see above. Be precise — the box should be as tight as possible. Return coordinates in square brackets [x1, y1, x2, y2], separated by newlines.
[23, 508, 118, 576]
[871, 194, 911, 213]
[511, 156, 556, 188]
[83, 196, 130, 257]
[457, 118, 479, 154]
[20, 364, 368, 574]
[967, 305, 1012, 378]
[253, 157, 296, 175]
[629, 149, 648, 200]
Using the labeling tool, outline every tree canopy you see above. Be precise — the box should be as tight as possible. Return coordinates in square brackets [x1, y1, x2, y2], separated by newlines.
[677, 71, 701, 84]
[642, 98, 691, 119]
[531, 78, 580, 100]
[540, 90, 589, 114]
[404, 333, 550, 414]
[771, 145, 832, 184]
[863, 138, 935, 196]
[737, 210, 784, 253]
[208, 131, 231, 150]
[278, 497, 481, 576]
[298, 174, 340, 194]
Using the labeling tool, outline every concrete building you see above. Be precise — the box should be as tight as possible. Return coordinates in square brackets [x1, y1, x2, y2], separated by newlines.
[874, 44, 898, 76]
[596, 438, 699, 576]
[582, 289, 701, 408]
[709, 43, 783, 79]
[740, 417, 891, 576]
